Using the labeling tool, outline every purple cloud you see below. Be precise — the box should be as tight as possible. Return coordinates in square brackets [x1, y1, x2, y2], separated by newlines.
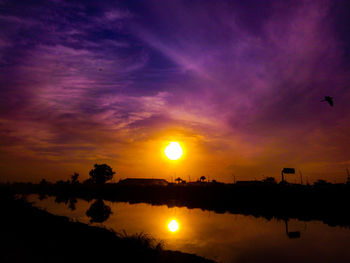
[0, 0, 350, 182]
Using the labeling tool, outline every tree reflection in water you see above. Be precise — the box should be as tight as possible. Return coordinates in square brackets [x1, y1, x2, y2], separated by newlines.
[54, 195, 77, 211]
[68, 198, 77, 211]
[86, 199, 112, 223]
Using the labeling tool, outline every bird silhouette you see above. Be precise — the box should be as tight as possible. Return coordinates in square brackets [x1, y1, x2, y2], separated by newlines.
[321, 96, 333, 107]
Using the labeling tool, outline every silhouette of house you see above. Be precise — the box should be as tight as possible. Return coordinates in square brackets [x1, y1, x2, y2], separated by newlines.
[118, 178, 168, 186]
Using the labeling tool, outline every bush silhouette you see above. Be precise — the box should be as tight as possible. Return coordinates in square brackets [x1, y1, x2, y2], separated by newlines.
[89, 164, 115, 184]
[71, 172, 79, 184]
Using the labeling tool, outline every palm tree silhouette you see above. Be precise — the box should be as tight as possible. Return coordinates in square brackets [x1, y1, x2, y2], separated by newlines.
[175, 177, 182, 184]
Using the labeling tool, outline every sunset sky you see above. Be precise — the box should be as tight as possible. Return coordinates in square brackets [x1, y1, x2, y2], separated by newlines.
[1, 0, 350, 183]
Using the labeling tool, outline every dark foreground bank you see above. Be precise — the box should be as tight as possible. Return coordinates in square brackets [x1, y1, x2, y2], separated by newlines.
[0, 189, 214, 263]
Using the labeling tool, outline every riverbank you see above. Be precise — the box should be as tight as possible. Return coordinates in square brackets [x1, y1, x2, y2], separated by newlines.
[9, 182, 350, 228]
[0, 189, 214, 263]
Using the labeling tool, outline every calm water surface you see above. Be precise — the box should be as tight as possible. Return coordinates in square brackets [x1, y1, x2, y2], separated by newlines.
[28, 195, 350, 263]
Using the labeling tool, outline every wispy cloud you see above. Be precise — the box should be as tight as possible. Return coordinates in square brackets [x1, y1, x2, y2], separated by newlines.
[0, 0, 350, 182]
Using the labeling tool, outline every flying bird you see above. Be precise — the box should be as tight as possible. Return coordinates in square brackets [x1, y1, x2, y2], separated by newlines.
[321, 96, 334, 107]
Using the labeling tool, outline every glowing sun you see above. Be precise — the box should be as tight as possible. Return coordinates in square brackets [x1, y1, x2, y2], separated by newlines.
[164, 142, 183, 160]
[168, 219, 179, 232]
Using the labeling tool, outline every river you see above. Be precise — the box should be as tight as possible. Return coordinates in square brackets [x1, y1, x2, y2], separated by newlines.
[27, 194, 350, 263]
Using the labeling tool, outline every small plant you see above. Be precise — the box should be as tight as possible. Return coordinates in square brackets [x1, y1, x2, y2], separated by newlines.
[117, 231, 163, 251]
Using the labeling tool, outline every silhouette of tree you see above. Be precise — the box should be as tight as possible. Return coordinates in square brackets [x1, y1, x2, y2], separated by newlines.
[83, 178, 94, 184]
[200, 176, 206, 182]
[56, 179, 70, 186]
[40, 179, 48, 185]
[263, 177, 277, 184]
[89, 164, 115, 184]
[71, 172, 79, 184]
[86, 199, 112, 223]
[175, 177, 182, 184]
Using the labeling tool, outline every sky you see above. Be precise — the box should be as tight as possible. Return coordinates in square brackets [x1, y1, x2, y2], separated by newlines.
[1, 0, 350, 183]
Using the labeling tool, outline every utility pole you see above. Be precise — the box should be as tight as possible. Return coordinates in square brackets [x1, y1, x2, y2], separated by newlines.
[299, 170, 303, 185]
[232, 174, 236, 184]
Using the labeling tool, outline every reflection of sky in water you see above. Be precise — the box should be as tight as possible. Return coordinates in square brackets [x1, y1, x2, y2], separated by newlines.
[28, 195, 350, 263]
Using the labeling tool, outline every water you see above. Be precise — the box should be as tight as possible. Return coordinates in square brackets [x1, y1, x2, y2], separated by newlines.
[27, 194, 350, 263]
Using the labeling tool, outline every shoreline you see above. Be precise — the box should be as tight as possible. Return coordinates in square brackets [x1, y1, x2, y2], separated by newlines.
[9, 182, 350, 228]
[0, 188, 214, 263]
